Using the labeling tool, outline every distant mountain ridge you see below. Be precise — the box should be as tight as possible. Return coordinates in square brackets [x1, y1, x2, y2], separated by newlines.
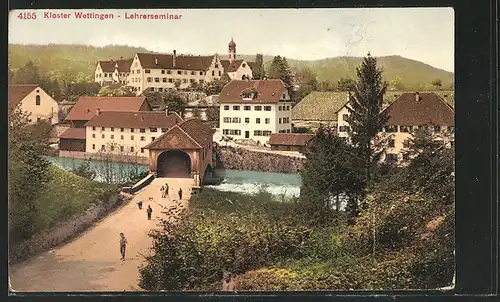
[8, 44, 453, 90]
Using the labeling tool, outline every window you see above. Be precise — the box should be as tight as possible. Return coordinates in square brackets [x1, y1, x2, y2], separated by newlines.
[256, 118, 261, 124]
[388, 139, 396, 148]
[282, 94, 286, 99]
[265, 118, 270, 124]
[150, 128, 158, 132]
[161, 128, 167, 132]
[287, 106, 290, 111]
[200, 71, 204, 75]
[36, 95, 41, 105]
[190, 79, 195, 83]
[110, 145, 115, 151]
[169, 78, 173, 83]
[177, 71, 182, 75]
[231, 117, 241, 123]
[283, 117, 290, 123]
[278, 106, 282, 111]
[212, 71, 215, 76]
[255, 106, 262, 111]
[131, 128, 135, 133]
[215, 64, 219, 68]
[92, 144, 95, 150]
[167, 70, 172, 74]
[183, 79, 187, 83]
[254, 130, 262, 136]
[400, 126, 410, 133]
[223, 117, 231, 123]
[224, 105, 230, 110]
[130, 147, 134, 152]
[111, 127, 114, 132]
[101, 145, 105, 150]
[92, 126, 96, 131]
[120, 128, 124, 132]
[263, 131, 272, 136]
[92, 133, 96, 138]
[147, 77, 152, 83]
[199, 79, 204, 84]
[155, 77, 160, 83]
[264, 106, 272, 111]
[184, 71, 188, 75]
[244, 106, 251, 111]
[245, 117, 250, 123]
[279, 118, 282, 124]
[161, 70, 165, 74]
[131, 135, 134, 140]
[141, 148, 144, 153]
[140, 136, 145, 141]
[101, 134, 105, 139]
[159, 88, 163, 92]
[151, 137, 156, 141]
[120, 146, 124, 152]
[342, 114, 349, 121]
[233, 106, 240, 110]
[145, 69, 151, 73]
[339, 126, 349, 132]
[111, 134, 114, 139]
[162, 78, 167, 83]
[140, 128, 146, 133]
[101, 127, 105, 131]
[286, 129, 291, 133]
[191, 71, 196, 75]
[104, 74, 108, 77]
[121, 135, 124, 140]
[219, 71, 222, 76]
[434, 125, 441, 132]
[385, 126, 398, 133]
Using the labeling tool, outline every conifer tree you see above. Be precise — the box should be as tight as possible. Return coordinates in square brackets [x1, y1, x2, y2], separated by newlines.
[345, 52, 389, 187]
[268, 55, 294, 96]
[253, 54, 265, 79]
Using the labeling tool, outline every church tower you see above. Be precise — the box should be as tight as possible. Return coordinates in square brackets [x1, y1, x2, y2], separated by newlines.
[228, 38, 236, 63]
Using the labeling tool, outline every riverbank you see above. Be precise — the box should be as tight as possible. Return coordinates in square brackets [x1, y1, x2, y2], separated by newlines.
[215, 145, 306, 173]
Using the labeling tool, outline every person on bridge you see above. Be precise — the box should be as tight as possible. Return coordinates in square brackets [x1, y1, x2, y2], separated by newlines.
[160, 185, 165, 198]
[137, 200, 143, 210]
[147, 205, 153, 220]
[178, 188, 183, 200]
[165, 183, 169, 195]
[119, 233, 128, 260]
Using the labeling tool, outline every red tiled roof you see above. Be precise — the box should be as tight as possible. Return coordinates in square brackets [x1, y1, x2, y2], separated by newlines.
[65, 96, 148, 121]
[59, 128, 86, 140]
[98, 59, 133, 73]
[145, 118, 214, 150]
[137, 53, 215, 71]
[8, 84, 39, 109]
[384, 92, 455, 126]
[269, 133, 315, 146]
[220, 59, 244, 73]
[85, 111, 183, 128]
[219, 79, 287, 104]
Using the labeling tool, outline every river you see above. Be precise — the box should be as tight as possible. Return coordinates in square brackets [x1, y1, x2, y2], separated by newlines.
[45, 156, 302, 198]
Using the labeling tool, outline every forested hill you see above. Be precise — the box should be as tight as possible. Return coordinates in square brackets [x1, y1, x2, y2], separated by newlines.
[9, 44, 453, 90]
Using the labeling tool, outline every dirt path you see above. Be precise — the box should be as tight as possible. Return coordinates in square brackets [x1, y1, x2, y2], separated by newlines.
[9, 177, 193, 292]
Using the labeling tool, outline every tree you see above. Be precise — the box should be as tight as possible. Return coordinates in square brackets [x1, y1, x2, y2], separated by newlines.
[300, 127, 365, 222]
[8, 107, 52, 242]
[267, 55, 294, 95]
[8, 67, 14, 85]
[337, 77, 356, 91]
[345, 53, 389, 189]
[98, 85, 135, 97]
[389, 77, 405, 91]
[174, 79, 182, 90]
[205, 106, 220, 123]
[203, 76, 230, 96]
[12, 61, 42, 85]
[295, 67, 318, 101]
[253, 54, 265, 79]
[318, 81, 335, 92]
[431, 79, 442, 90]
[164, 90, 187, 115]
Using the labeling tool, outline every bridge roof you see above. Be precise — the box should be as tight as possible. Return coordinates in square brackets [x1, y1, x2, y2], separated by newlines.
[144, 118, 214, 150]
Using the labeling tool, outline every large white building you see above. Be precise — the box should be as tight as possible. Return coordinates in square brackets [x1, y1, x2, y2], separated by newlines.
[219, 79, 293, 145]
[94, 58, 133, 86]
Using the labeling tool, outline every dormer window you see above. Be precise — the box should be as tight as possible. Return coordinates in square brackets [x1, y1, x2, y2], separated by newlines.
[242, 63, 246, 67]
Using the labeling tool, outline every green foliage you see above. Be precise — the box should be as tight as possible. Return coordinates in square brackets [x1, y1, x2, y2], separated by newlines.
[205, 106, 220, 122]
[300, 127, 365, 221]
[389, 76, 405, 91]
[294, 67, 318, 102]
[267, 55, 294, 95]
[346, 53, 389, 186]
[203, 77, 229, 96]
[253, 54, 265, 79]
[431, 78, 442, 90]
[337, 77, 355, 91]
[98, 85, 135, 97]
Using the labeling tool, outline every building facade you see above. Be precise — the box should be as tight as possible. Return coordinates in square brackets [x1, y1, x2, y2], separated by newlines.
[8, 84, 59, 125]
[84, 111, 183, 159]
[220, 38, 253, 80]
[127, 52, 224, 94]
[219, 79, 293, 145]
[94, 59, 133, 86]
[269, 133, 315, 152]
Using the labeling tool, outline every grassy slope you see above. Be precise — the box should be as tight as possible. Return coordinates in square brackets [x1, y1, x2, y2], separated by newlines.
[9, 44, 452, 90]
[35, 165, 111, 231]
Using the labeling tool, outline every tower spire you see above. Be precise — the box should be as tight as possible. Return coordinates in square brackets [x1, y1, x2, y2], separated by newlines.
[228, 37, 236, 63]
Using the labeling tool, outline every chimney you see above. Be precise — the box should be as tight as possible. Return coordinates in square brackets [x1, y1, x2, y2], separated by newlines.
[173, 50, 177, 68]
[120, 56, 123, 60]
[165, 108, 169, 116]
[96, 108, 101, 116]
[415, 92, 420, 102]
[155, 57, 158, 65]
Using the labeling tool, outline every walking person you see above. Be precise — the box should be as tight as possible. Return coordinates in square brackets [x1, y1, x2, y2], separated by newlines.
[147, 205, 153, 220]
[119, 233, 128, 260]
[160, 185, 165, 198]
[165, 183, 169, 196]
[178, 188, 183, 200]
[137, 200, 143, 210]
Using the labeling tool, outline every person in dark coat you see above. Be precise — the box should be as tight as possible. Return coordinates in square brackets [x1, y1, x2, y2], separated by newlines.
[137, 200, 143, 210]
[147, 205, 153, 220]
[165, 183, 169, 195]
[119, 233, 128, 260]
[178, 188, 183, 200]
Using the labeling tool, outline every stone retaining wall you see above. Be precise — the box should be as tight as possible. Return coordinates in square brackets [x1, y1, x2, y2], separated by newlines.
[9, 191, 132, 264]
[215, 145, 306, 173]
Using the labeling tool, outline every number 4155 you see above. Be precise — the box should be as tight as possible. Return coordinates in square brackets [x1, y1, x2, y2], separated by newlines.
[18, 12, 37, 19]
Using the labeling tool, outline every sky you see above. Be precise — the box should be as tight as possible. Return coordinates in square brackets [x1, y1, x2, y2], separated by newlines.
[9, 8, 454, 72]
